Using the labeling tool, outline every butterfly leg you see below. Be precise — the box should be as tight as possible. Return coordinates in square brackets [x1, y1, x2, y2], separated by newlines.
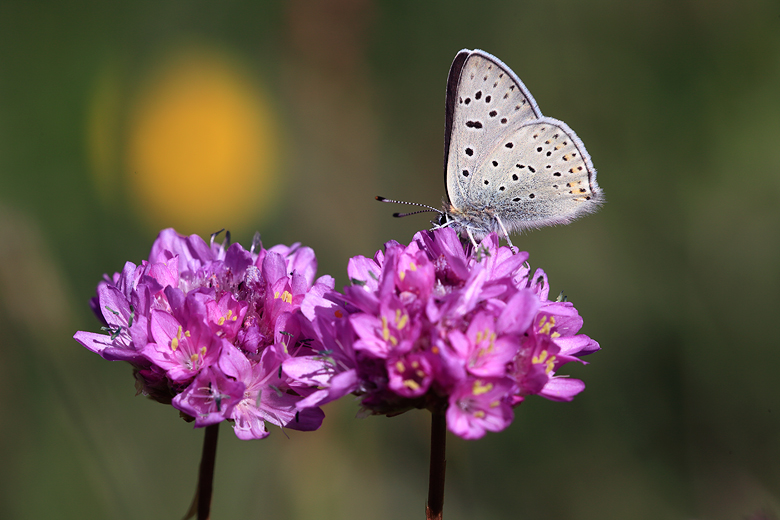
[494, 216, 517, 255]
[465, 227, 480, 249]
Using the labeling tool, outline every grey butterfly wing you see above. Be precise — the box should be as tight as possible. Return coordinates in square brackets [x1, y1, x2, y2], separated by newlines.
[471, 117, 602, 232]
[444, 49, 542, 211]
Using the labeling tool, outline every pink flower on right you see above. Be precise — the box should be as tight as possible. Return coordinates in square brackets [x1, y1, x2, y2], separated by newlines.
[284, 228, 600, 440]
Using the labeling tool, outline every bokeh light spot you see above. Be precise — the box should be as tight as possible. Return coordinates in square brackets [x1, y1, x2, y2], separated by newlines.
[126, 47, 279, 232]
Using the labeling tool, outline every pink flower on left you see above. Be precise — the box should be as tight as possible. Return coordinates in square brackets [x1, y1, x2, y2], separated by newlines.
[74, 228, 330, 439]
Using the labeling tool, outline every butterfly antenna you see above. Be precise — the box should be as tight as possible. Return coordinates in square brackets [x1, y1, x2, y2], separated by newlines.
[393, 208, 441, 218]
[375, 196, 443, 218]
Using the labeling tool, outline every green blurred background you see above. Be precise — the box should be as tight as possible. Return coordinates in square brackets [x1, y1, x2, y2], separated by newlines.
[1, 1, 779, 519]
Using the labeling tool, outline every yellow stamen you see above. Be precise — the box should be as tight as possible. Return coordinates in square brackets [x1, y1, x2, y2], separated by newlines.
[538, 316, 556, 335]
[171, 326, 183, 351]
[472, 380, 493, 396]
[382, 316, 390, 341]
[545, 355, 556, 374]
[217, 309, 234, 326]
[396, 310, 409, 330]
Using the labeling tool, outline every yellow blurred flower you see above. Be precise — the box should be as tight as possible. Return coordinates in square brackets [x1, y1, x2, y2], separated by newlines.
[124, 46, 280, 232]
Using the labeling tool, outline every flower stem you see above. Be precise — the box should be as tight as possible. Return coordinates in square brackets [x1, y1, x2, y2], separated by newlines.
[426, 408, 447, 520]
[187, 423, 220, 520]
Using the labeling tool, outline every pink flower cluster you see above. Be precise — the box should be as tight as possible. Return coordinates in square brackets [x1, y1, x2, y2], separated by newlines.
[74, 229, 334, 439]
[283, 228, 599, 439]
[76, 227, 599, 441]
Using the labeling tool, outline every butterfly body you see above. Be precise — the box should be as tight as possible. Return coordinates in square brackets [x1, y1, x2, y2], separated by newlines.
[441, 49, 602, 240]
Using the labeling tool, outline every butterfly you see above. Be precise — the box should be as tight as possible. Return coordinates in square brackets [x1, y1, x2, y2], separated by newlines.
[379, 49, 603, 249]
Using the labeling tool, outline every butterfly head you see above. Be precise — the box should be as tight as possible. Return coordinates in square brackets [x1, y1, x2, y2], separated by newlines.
[435, 209, 450, 228]
[438, 202, 501, 241]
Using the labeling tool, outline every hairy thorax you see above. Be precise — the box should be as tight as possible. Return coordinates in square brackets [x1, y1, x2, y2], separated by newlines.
[441, 203, 501, 239]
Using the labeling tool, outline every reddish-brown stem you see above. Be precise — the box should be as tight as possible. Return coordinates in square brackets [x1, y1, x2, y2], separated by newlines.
[197, 423, 220, 520]
[426, 408, 447, 520]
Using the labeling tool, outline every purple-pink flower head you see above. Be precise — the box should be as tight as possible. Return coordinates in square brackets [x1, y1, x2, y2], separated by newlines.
[447, 377, 514, 440]
[74, 228, 333, 440]
[290, 228, 600, 440]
